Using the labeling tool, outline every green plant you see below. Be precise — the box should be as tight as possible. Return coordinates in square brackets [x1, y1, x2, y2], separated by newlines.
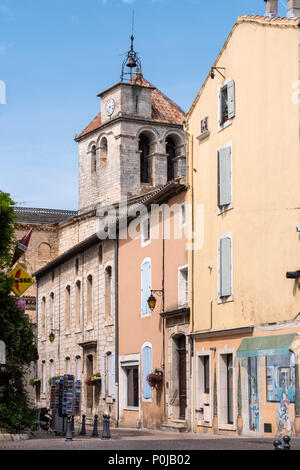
[48, 376, 60, 385]
[0, 191, 36, 433]
[29, 378, 41, 387]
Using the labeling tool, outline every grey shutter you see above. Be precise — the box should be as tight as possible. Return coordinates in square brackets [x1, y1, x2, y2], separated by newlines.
[227, 80, 235, 119]
[218, 146, 232, 207]
[220, 237, 232, 297]
[108, 352, 116, 399]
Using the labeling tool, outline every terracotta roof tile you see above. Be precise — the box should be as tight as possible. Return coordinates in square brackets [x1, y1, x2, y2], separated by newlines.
[77, 76, 185, 140]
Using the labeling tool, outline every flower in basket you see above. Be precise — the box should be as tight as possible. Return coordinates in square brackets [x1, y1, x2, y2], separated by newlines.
[90, 373, 101, 386]
[48, 376, 60, 386]
[29, 378, 41, 388]
[146, 369, 164, 389]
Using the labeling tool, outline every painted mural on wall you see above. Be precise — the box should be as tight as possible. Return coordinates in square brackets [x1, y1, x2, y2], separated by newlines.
[248, 357, 259, 431]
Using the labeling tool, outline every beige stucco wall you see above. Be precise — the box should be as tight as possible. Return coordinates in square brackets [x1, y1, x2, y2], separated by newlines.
[188, 18, 300, 333]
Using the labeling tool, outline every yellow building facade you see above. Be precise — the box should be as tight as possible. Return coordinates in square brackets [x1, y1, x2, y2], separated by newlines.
[187, 15, 300, 437]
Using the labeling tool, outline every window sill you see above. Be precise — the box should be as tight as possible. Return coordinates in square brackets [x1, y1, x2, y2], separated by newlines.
[105, 322, 114, 328]
[74, 329, 82, 334]
[218, 119, 233, 133]
[124, 407, 139, 411]
[217, 204, 233, 216]
[65, 331, 71, 336]
[217, 296, 234, 304]
[197, 421, 212, 427]
[86, 325, 94, 331]
[218, 423, 236, 431]
[196, 130, 210, 142]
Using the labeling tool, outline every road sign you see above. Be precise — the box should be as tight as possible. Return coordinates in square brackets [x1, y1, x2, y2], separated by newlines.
[8, 264, 35, 296]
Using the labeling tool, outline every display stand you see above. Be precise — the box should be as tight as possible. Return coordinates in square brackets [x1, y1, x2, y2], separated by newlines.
[49, 375, 81, 435]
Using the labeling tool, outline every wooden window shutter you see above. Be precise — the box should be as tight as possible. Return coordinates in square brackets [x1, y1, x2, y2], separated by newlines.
[227, 80, 235, 119]
[108, 353, 116, 398]
[218, 146, 232, 207]
[141, 261, 151, 316]
[142, 346, 152, 399]
[220, 237, 232, 297]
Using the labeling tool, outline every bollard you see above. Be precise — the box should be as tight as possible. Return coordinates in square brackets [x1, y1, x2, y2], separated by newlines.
[282, 435, 291, 450]
[65, 415, 73, 441]
[102, 414, 111, 440]
[80, 414, 87, 436]
[273, 439, 284, 450]
[72, 415, 75, 434]
[92, 414, 99, 437]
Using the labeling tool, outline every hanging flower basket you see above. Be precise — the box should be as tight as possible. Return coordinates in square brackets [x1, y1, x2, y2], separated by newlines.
[86, 373, 101, 386]
[48, 376, 60, 386]
[146, 369, 164, 389]
[29, 378, 41, 388]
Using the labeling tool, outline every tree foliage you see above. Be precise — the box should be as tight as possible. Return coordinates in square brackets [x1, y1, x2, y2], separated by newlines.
[0, 191, 36, 433]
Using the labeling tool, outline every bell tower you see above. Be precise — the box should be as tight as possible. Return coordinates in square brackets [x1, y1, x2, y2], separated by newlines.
[76, 34, 186, 215]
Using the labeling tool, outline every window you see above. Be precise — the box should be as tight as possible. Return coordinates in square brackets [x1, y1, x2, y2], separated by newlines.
[50, 293, 54, 332]
[87, 275, 93, 326]
[41, 361, 46, 393]
[219, 352, 234, 426]
[204, 356, 210, 395]
[75, 258, 79, 275]
[218, 234, 233, 302]
[141, 259, 151, 316]
[142, 345, 152, 400]
[38, 243, 51, 263]
[75, 281, 81, 330]
[41, 296, 46, 337]
[50, 359, 55, 379]
[98, 244, 103, 264]
[91, 145, 97, 174]
[65, 285, 71, 332]
[218, 79, 235, 129]
[100, 137, 108, 164]
[76, 356, 81, 381]
[178, 266, 189, 306]
[105, 267, 113, 323]
[65, 357, 71, 375]
[166, 136, 176, 181]
[126, 366, 139, 408]
[217, 143, 232, 212]
[266, 353, 295, 403]
[180, 202, 187, 227]
[139, 133, 150, 183]
[141, 215, 151, 246]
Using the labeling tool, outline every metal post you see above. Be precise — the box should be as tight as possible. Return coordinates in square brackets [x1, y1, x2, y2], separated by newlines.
[282, 435, 291, 450]
[65, 415, 73, 441]
[273, 439, 284, 450]
[80, 414, 86, 436]
[101, 414, 111, 440]
[92, 414, 99, 437]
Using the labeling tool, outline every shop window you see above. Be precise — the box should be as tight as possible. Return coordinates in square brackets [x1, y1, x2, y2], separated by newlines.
[266, 353, 295, 403]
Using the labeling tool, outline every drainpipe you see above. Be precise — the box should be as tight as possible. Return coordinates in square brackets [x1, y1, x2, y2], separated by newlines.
[162, 205, 166, 422]
[114, 238, 119, 427]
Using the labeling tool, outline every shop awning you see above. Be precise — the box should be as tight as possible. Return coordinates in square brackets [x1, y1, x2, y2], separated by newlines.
[237, 333, 297, 358]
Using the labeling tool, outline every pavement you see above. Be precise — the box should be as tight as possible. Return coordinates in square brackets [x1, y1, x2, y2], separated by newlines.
[0, 427, 300, 451]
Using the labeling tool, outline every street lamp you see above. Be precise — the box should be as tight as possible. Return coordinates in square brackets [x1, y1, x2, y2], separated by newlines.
[49, 329, 60, 343]
[147, 289, 164, 312]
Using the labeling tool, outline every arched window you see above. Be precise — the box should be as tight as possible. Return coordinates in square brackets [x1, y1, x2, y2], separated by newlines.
[65, 285, 71, 332]
[91, 145, 97, 174]
[41, 361, 46, 393]
[166, 136, 176, 181]
[139, 133, 150, 183]
[76, 356, 81, 381]
[75, 280, 81, 330]
[65, 357, 71, 375]
[100, 137, 108, 164]
[87, 275, 93, 326]
[38, 243, 51, 263]
[41, 296, 46, 337]
[105, 266, 112, 323]
[50, 292, 54, 332]
[50, 359, 55, 379]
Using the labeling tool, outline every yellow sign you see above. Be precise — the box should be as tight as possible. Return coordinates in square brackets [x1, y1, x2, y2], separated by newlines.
[8, 264, 35, 296]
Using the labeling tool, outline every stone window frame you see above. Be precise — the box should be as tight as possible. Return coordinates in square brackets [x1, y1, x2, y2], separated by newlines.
[217, 347, 237, 431]
[86, 274, 94, 330]
[195, 350, 212, 427]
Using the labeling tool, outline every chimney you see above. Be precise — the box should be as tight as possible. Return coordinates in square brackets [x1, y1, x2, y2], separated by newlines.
[287, 0, 300, 17]
[264, 0, 278, 17]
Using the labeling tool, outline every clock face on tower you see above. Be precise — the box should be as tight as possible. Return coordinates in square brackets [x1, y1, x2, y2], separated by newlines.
[105, 98, 115, 117]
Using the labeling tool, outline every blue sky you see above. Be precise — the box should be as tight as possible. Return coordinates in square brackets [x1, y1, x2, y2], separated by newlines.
[0, 0, 288, 210]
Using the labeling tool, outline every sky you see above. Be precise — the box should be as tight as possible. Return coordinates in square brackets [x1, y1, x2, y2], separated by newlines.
[0, 0, 288, 210]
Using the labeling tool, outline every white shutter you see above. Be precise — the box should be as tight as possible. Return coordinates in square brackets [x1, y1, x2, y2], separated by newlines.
[220, 237, 232, 297]
[101, 354, 106, 398]
[218, 146, 231, 207]
[141, 260, 151, 315]
[227, 80, 235, 119]
[108, 352, 116, 399]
